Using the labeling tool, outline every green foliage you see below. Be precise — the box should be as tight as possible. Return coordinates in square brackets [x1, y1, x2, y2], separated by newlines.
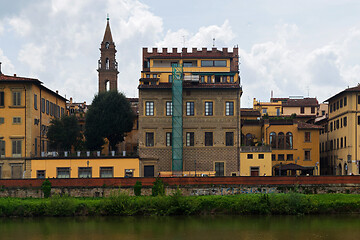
[152, 178, 165, 196]
[85, 91, 134, 151]
[134, 181, 142, 196]
[41, 179, 52, 198]
[47, 115, 83, 151]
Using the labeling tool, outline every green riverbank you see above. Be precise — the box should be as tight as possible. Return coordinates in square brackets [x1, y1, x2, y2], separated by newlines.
[1, 193, 360, 217]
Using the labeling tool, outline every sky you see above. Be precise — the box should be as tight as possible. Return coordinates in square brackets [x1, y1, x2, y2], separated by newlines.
[1, 0, 360, 107]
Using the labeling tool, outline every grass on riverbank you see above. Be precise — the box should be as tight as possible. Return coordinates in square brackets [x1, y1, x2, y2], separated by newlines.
[0, 193, 360, 217]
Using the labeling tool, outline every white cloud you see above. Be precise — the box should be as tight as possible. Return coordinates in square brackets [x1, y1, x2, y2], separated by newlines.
[0, 49, 15, 74]
[156, 20, 235, 48]
[7, 16, 32, 36]
[18, 43, 47, 74]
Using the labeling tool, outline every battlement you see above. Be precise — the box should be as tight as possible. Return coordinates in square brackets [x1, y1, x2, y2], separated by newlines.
[143, 47, 238, 59]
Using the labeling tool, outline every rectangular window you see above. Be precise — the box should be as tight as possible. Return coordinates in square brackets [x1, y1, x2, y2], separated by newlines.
[37, 170, 45, 179]
[34, 94, 37, 110]
[247, 154, 253, 159]
[0, 91, 4, 106]
[145, 101, 154, 116]
[226, 132, 234, 146]
[0, 140, 5, 158]
[166, 101, 172, 116]
[186, 132, 194, 146]
[125, 169, 134, 178]
[215, 162, 224, 176]
[344, 97, 347, 106]
[341, 138, 343, 148]
[311, 106, 315, 114]
[205, 101, 213, 116]
[200, 76, 205, 83]
[358, 116, 360, 125]
[183, 62, 193, 67]
[166, 132, 172, 146]
[259, 154, 264, 159]
[287, 154, 293, 161]
[168, 75, 173, 83]
[153, 74, 157, 78]
[0, 117, 4, 124]
[278, 154, 285, 161]
[146, 132, 154, 147]
[34, 138, 37, 156]
[330, 104, 333, 113]
[207, 75, 212, 83]
[41, 98, 45, 113]
[305, 132, 311, 142]
[205, 132, 213, 146]
[100, 167, 113, 178]
[262, 108, 267, 114]
[11, 164, 22, 179]
[12, 92, 21, 106]
[304, 150, 311, 161]
[225, 101, 234, 116]
[146, 74, 150, 78]
[214, 60, 227, 67]
[61, 107, 64, 117]
[50, 102, 53, 116]
[276, 108, 280, 116]
[340, 99, 343, 108]
[336, 119, 339, 129]
[345, 137, 347, 148]
[344, 117, 347, 127]
[300, 107, 305, 114]
[330, 122, 333, 131]
[272, 154, 276, 161]
[78, 167, 92, 178]
[186, 102, 194, 116]
[12, 117, 21, 124]
[201, 60, 214, 67]
[46, 100, 49, 115]
[337, 101, 339, 110]
[358, 95, 360, 104]
[250, 167, 260, 176]
[12, 140, 22, 157]
[230, 76, 234, 83]
[57, 167, 70, 178]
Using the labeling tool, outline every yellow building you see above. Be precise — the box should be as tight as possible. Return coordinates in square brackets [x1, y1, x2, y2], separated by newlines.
[264, 119, 321, 176]
[240, 146, 272, 176]
[31, 157, 139, 178]
[0, 73, 67, 178]
[253, 98, 282, 116]
[321, 85, 360, 175]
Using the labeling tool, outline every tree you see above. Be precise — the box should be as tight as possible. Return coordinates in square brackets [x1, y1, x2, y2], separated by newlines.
[85, 91, 134, 152]
[47, 115, 83, 151]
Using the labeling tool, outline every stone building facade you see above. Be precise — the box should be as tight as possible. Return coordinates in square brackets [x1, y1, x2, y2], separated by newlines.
[138, 47, 242, 177]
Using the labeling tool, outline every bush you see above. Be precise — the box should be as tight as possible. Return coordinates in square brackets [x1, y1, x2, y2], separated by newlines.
[134, 181, 142, 196]
[152, 178, 165, 196]
[41, 179, 52, 198]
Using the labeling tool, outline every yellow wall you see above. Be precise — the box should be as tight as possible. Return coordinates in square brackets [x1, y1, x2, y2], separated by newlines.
[0, 79, 66, 159]
[253, 98, 282, 116]
[240, 151, 272, 176]
[30, 158, 140, 178]
[264, 122, 320, 175]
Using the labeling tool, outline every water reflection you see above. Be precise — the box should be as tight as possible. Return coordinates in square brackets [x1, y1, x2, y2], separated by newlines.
[0, 215, 359, 240]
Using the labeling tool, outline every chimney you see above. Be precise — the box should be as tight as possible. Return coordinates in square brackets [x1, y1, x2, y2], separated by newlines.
[162, 48, 167, 53]
[172, 48, 177, 53]
[152, 47, 158, 53]
[14, 74, 16, 77]
[56, 90, 58, 94]
[70, 97, 73, 104]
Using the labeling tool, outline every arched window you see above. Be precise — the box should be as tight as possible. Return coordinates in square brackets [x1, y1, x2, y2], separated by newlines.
[105, 58, 110, 69]
[278, 132, 285, 149]
[338, 163, 342, 175]
[105, 80, 110, 91]
[105, 42, 110, 49]
[286, 132, 293, 149]
[344, 163, 348, 175]
[245, 133, 253, 146]
[270, 132, 276, 149]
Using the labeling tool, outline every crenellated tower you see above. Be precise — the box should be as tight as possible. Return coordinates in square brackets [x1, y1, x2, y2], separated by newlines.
[98, 16, 119, 92]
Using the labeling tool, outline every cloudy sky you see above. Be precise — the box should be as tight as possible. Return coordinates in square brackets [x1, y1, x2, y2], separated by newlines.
[1, 0, 360, 107]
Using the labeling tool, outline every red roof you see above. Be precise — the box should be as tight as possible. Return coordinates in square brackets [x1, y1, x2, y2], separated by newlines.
[283, 98, 318, 107]
[297, 121, 323, 129]
[325, 85, 360, 102]
[0, 74, 42, 83]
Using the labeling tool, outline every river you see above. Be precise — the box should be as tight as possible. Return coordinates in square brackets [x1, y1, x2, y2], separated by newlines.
[1, 215, 359, 240]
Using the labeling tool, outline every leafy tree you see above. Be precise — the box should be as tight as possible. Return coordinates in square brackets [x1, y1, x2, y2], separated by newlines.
[47, 115, 83, 151]
[85, 91, 134, 152]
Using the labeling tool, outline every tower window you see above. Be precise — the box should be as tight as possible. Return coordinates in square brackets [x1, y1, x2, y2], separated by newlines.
[105, 42, 110, 49]
[105, 58, 110, 69]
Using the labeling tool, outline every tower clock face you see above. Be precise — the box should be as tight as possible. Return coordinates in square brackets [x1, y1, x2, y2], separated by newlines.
[105, 42, 110, 49]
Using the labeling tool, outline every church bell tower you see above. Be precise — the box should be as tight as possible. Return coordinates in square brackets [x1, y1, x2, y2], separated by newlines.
[98, 16, 119, 92]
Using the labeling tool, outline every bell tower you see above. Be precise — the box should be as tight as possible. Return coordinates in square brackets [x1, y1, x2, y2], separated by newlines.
[98, 16, 119, 92]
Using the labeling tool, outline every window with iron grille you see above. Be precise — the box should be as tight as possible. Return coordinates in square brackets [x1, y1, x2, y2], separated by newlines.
[78, 167, 92, 178]
[145, 101, 154, 116]
[166, 132, 172, 146]
[37, 170, 45, 179]
[205, 132, 213, 146]
[146, 132, 154, 147]
[166, 101, 172, 116]
[226, 132, 234, 146]
[225, 101, 234, 116]
[57, 167, 70, 178]
[100, 167, 113, 178]
[304, 150, 311, 161]
[186, 132, 194, 146]
[186, 102, 194, 116]
[205, 101, 213, 116]
[215, 162, 224, 176]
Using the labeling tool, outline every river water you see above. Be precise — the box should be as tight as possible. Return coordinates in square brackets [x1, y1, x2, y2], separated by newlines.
[1, 215, 359, 240]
